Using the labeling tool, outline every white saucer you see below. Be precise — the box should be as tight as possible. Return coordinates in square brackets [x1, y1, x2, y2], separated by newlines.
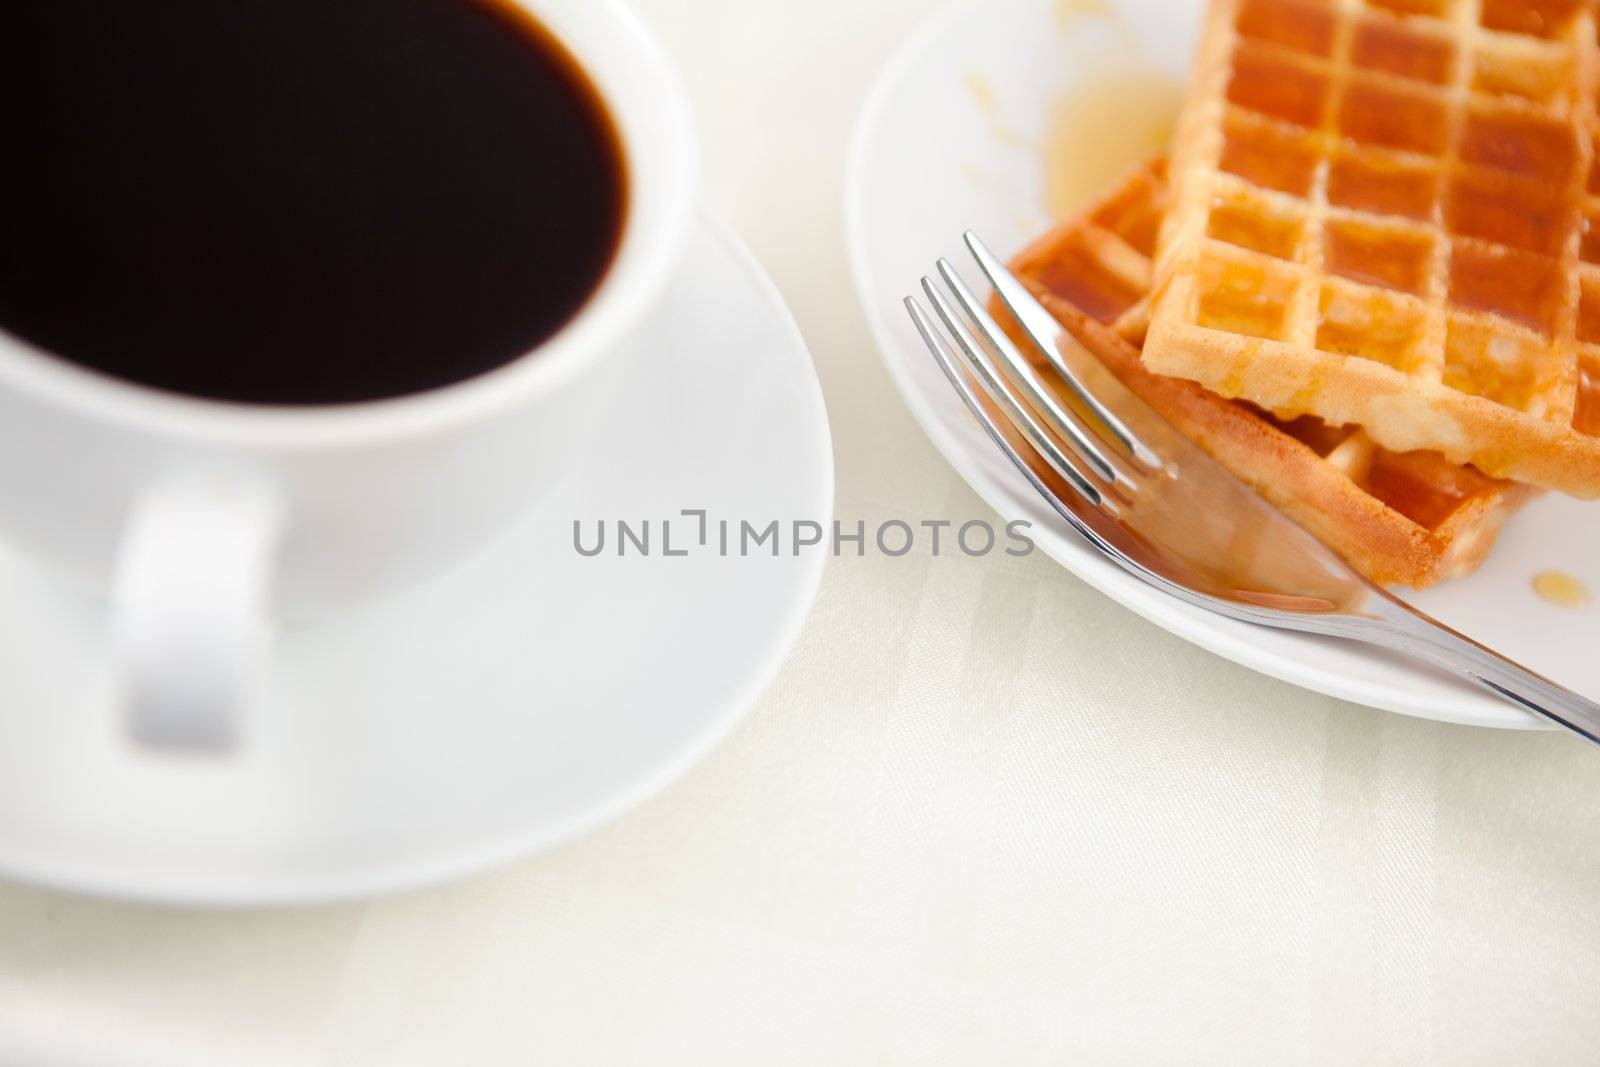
[847, 0, 1600, 730]
[0, 211, 832, 906]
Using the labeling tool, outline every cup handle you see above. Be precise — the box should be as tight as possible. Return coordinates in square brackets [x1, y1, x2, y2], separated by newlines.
[111, 477, 283, 753]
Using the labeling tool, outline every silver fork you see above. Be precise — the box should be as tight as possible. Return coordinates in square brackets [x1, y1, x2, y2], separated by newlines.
[905, 233, 1600, 745]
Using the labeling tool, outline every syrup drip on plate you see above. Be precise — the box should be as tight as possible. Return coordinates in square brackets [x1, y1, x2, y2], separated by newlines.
[1532, 571, 1590, 609]
[1044, 72, 1180, 218]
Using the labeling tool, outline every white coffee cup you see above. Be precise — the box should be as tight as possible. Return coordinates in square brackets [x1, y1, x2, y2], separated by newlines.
[0, 0, 696, 752]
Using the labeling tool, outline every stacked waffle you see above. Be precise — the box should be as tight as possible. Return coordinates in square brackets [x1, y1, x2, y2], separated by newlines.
[1004, 0, 1600, 587]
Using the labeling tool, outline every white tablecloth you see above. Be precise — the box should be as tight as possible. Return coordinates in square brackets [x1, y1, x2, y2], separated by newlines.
[3, 2, 1600, 1063]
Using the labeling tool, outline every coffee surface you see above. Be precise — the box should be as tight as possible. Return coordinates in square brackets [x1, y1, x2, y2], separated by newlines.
[0, 0, 626, 405]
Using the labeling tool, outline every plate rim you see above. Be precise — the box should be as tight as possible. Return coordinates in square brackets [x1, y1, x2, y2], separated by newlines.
[842, 0, 1541, 731]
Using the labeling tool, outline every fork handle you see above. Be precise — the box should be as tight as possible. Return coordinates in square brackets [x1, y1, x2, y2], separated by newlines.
[1360, 594, 1600, 745]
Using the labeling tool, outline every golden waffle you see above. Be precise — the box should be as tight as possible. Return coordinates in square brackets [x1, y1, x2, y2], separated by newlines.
[1005, 160, 1536, 587]
[1144, 0, 1600, 497]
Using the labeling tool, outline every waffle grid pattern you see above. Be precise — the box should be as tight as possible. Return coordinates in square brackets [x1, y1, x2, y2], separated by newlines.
[1146, 0, 1600, 496]
[1010, 160, 1535, 587]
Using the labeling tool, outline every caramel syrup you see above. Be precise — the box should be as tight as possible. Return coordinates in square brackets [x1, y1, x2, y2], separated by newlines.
[1533, 571, 1591, 609]
[1055, 0, 1112, 24]
[1044, 72, 1181, 219]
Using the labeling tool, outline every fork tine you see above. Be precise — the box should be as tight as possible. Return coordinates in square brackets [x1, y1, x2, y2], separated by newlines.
[935, 257, 1138, 493]
[964, 231, 1163, 471]
[921, 277, 1121, 500]
[905, 296, 1105, 508]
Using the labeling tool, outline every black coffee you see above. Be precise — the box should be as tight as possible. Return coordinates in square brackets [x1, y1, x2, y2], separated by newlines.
[0, 0, 626, 405]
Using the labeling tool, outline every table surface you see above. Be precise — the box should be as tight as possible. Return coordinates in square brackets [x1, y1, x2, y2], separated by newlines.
[5, 2, 1600, 1064]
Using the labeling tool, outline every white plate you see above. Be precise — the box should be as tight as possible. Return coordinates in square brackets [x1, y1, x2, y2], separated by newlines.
[847, 0, 1600, 729]
[0, 212, 833, 905]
